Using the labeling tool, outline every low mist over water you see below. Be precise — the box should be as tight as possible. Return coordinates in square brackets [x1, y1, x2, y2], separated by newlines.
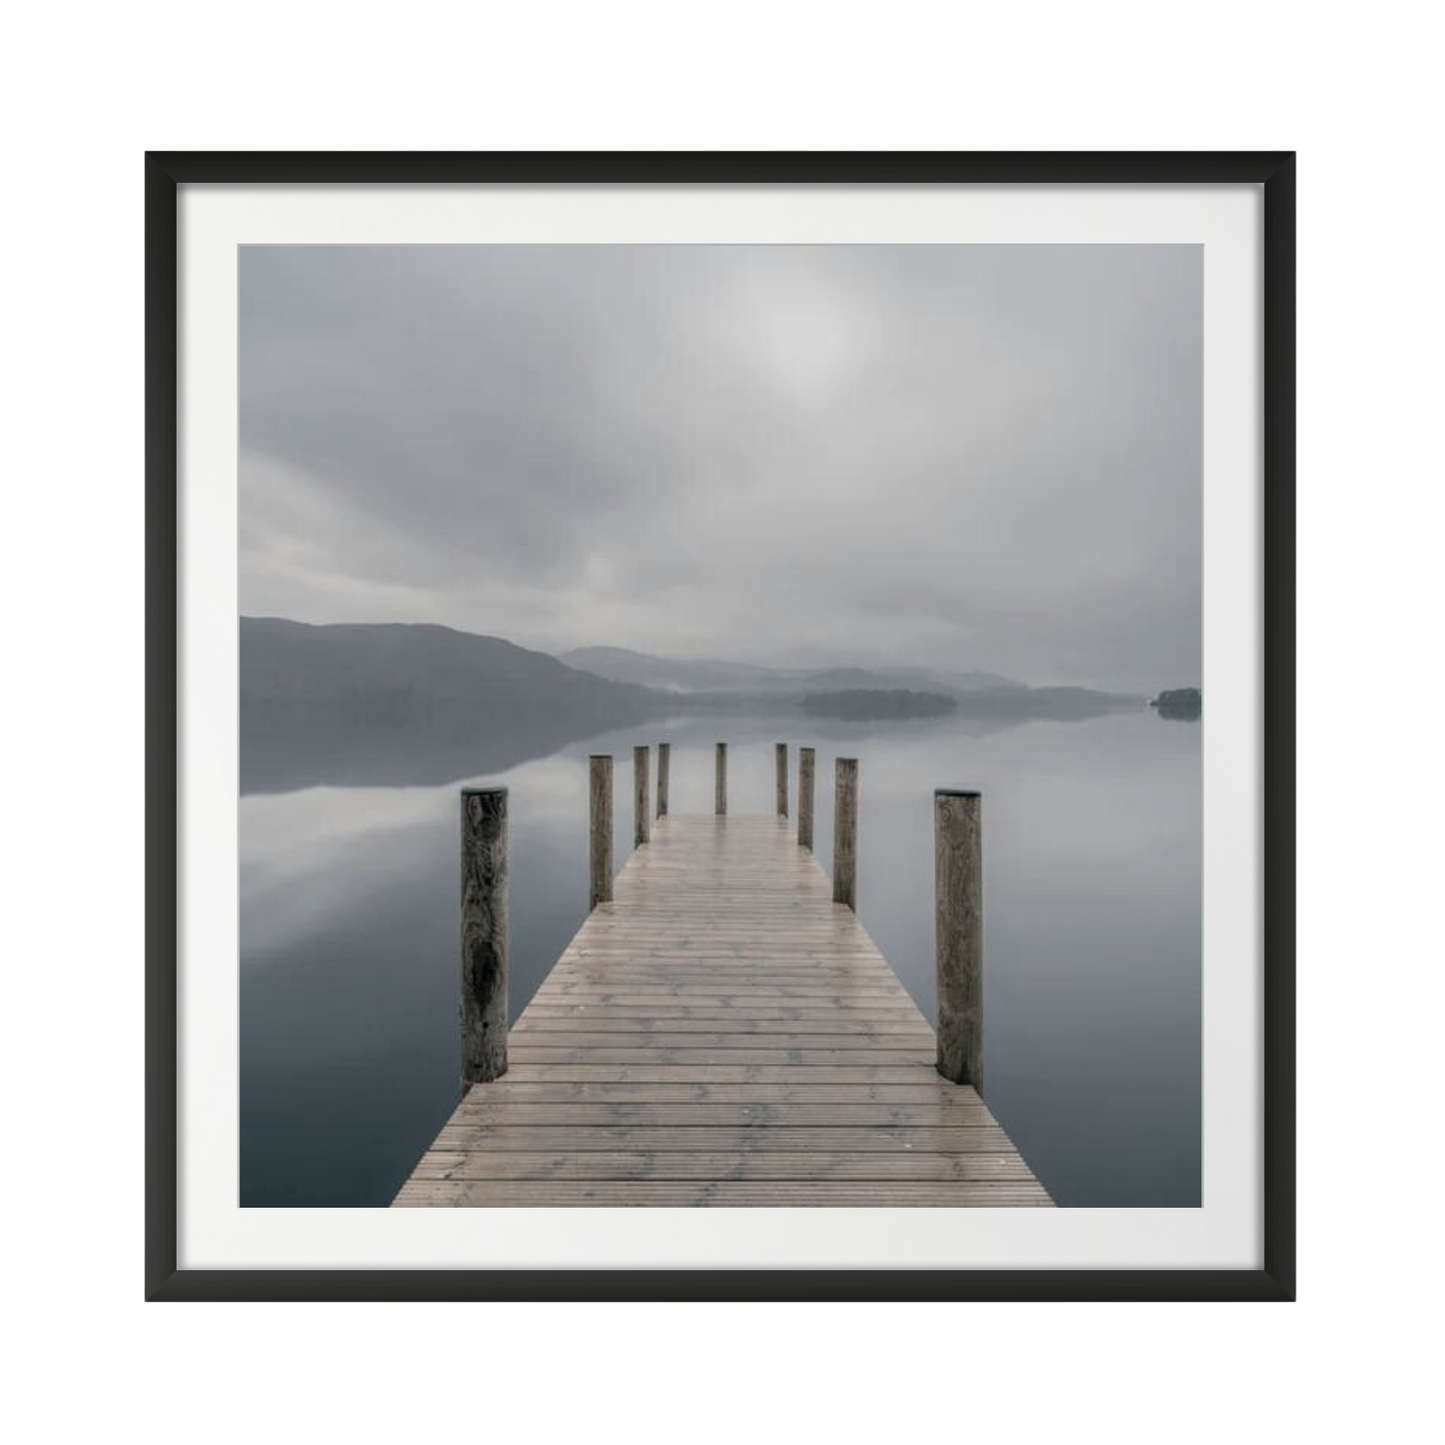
[241, 709, 1199, 1208]
[238, 242, 1204, 1212]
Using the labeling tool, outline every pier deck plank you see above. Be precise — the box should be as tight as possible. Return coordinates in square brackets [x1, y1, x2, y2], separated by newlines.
[394, 814, 1050, 1207]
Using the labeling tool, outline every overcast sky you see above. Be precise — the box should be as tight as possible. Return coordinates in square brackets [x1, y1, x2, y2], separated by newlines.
[239, 244, 1200, 691]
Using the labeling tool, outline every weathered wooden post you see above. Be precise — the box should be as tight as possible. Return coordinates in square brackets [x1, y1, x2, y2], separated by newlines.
[633, 744, 650, 846]
[934, 789, 983, 1087]
[589, 755, 612, 910]
[657, 742, 670, 819]
[715, 742, 727, 815]
[460, 786, 508, 1088]
[798, 747, 816, 850]
[833, 758, 858, 909]
[776, 742, 788, 817]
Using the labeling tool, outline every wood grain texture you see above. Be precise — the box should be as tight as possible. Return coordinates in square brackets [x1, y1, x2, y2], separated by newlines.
[715, 742, 727, 815]
[398, 812, 1047, 1208]
[657, 742, 670, 818]
[588, 756, 612, 910]
[776, 742, 788, 817]
[459, 788, 508, 1085]
[935, 790, 982, 1085]
[396, 1181, 1050, 1207]
[798, 746, 815, 850]
[833, 758, 859, 910]
[633, 745, 650, 847]
[407, 1150, 1036, 1181]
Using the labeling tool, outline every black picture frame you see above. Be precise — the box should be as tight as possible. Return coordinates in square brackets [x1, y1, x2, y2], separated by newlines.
[146, 150, 1295, 1302]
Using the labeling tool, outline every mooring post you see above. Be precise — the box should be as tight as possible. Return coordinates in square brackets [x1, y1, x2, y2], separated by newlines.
[589, 755, 613, 910]
[776, 742, 788, 817]
[798, 747, 816, 850]
[657, 742, 670, 819]
[715, 742, 727, 815]
[460, 786, 508, 1089]
[934, 789, 983, 1087]
[634, 744, 650, 846]
[833, 758, 858, 908]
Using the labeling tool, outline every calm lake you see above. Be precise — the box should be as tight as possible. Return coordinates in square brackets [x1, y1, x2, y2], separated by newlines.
[240, 709, 1200, 1208]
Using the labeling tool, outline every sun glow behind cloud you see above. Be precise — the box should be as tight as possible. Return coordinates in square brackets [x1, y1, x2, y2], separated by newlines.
[239, 245, 1201, 690]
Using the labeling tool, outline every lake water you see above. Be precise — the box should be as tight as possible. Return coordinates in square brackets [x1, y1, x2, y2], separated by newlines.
[240, 709, 1200, 1208]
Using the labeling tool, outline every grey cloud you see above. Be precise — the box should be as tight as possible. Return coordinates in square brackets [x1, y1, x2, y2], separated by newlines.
[240, 243, 1201, 691]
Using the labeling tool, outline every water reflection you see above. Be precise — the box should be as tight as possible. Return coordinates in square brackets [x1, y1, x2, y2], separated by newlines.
[241, 710, 1199, 1207]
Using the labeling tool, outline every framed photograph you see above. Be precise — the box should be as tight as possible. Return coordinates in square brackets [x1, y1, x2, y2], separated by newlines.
[148, 151, 1294, 1300]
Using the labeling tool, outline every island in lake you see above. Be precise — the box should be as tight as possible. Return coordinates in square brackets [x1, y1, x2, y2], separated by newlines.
[1150, 687, 1202, 720]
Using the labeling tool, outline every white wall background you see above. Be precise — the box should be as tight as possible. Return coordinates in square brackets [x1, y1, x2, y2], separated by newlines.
[3, 2, 1437, 1441]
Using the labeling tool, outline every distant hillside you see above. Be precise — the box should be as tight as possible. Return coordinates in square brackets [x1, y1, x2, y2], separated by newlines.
[801, 689, 956, 721]
[560, 646, 1017, 696]
[241, 620, 1147, 790]
[560, 646, 783, 694]
[559, 643, 1135, 720]
[241, 618, 659, 792]
[799, 665, 1019, 694]
[952, 686, 1143, 720]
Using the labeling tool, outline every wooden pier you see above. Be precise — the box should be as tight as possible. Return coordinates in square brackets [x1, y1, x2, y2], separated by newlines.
[395, 754, 1050, 1208]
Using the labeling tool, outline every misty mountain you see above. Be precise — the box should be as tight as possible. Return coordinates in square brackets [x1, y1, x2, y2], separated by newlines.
[802, 690, 957, 720]
[952, 686, 1142, 720]
[559, 646, 786, 694]
[801, 684, 1141, 723]
[560, 646, 1017, 696]
[241, 619, 1147, 793]
[801, 665, 1021, 694]
[241, 618, 659, 793]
